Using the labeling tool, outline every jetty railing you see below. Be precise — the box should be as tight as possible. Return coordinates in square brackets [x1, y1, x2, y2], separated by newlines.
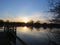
[2, 25, 28, 45]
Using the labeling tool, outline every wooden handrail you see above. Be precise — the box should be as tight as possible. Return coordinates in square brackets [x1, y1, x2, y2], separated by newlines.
[9, 31, 28, 45]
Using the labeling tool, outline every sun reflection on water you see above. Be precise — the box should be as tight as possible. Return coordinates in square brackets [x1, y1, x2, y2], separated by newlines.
[17, 26, 31, 33]
[23, 26, 27, 30]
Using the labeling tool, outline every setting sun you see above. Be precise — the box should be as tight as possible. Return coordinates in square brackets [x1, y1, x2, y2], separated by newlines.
[17, 17, 31, 23]
[23, 17, 30, 23]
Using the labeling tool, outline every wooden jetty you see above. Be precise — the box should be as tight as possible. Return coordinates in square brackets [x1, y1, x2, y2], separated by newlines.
[0, 26, 16, 45]
[0, 25, 27, 45]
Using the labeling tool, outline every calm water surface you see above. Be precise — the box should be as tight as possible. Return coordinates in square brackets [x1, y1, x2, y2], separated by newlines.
[16, 26, 60, 45]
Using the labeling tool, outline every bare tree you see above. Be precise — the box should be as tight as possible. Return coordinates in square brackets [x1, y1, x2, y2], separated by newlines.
[48, 0, 60, 23]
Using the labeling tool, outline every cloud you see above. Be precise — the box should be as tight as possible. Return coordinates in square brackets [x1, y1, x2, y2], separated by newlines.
[17, 11, 53, 19]
[0, 10, 54, 23]
[15, 11, 54, 23]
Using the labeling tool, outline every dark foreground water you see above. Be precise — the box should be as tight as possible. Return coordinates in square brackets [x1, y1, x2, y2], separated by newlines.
[16, 26, 60, 45]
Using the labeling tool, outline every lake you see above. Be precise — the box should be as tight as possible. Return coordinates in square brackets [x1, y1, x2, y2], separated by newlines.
[16, 26, 60, 45]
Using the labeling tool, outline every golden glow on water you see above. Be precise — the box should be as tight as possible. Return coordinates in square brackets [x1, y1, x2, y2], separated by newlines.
[23, 26, 27, 30]
[17, 26, 46, 34]
[17, 26, 31, 33]
[17, 26, 48, 37]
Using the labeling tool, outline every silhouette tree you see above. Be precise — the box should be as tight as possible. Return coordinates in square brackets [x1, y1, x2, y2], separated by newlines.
[0, 20, 4, 26]
[34, 21, 40, 27]
[49, 0, 60, 23]
[29, 20, 34, 26]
